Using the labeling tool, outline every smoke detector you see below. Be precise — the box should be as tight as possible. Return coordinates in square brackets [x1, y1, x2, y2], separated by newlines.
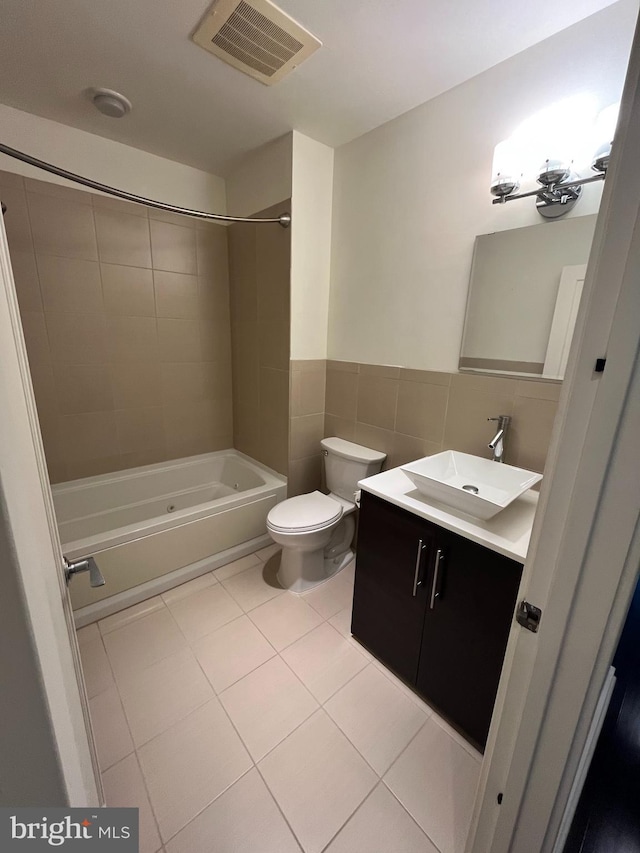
[91, 89, 132, 118]
[192, 0, 322, 86]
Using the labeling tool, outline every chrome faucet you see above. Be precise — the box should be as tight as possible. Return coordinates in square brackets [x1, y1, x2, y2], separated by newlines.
[487, 415, 511, 463]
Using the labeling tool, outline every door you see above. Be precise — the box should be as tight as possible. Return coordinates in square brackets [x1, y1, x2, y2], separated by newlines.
[0, 203, 102, 804]
[543, 264, 587, 380]
[352, 492, 436, 683]
[416, 528, 523, 750]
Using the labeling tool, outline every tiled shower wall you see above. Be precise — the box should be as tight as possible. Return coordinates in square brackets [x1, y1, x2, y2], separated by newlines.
[0, 170, 232, 483]
[288, 359, 561, 495]
[228, 201, 291, 477]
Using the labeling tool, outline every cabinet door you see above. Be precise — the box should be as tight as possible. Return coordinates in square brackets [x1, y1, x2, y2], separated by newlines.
[352, 492, 436, 684]
[416, 528, 522, 749]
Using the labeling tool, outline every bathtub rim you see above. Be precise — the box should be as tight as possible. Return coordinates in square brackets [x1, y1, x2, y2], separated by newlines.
[54, 449, 286, 559]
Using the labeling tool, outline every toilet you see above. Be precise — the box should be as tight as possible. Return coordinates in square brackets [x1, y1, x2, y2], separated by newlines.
[267, 437, 386, 593]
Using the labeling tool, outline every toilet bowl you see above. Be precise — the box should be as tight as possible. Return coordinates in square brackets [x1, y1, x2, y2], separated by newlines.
[267, 438, 385, 593]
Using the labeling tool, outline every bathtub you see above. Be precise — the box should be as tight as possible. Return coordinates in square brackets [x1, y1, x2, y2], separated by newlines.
[52, 451, 286, 626]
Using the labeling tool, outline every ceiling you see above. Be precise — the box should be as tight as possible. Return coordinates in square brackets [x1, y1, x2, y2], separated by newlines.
[0, 0, 622, 175]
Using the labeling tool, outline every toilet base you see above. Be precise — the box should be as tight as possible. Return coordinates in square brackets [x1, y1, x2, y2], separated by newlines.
[277, 545, 353, 594]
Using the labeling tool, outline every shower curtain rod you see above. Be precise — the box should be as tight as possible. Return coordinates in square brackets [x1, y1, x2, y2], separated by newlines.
[0, 143, 291, 228]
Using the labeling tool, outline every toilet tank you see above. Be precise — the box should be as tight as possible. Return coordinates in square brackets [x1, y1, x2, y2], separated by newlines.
[321, 437, 386, 502]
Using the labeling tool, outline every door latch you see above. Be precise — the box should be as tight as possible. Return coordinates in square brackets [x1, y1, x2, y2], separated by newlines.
[64, 556, 106, 588]
[516, 600, 542, 633]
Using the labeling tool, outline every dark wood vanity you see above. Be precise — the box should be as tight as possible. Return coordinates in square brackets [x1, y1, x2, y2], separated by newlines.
[351, 490, 523, 750]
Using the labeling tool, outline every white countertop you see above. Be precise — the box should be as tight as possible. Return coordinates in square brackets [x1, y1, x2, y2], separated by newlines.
[358, 467, 539, 563]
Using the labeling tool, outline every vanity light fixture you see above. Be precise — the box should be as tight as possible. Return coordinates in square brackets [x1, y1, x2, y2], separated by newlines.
[490, 98, 619, 218]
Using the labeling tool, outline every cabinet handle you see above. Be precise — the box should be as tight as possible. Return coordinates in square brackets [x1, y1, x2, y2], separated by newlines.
[412, 539, 426, 596]
[430, 549, 444, 609]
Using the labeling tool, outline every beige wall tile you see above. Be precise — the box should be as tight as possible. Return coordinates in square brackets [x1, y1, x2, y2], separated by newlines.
[148, 209, 196, 228]
[326, 360, 359, 373]
[29, 363, 58, 423]
[228, 224, 257, 323]
[196, 225, 228, 280]
[450, 372, 517, 397]
[399, 368, 451, 386]
[230, 321, 259, 401]
[259, 367, 289, 475]
[326, 369, 358, 420]
[150, 219, 197, 275]
[92, 194, 148, 218]
[288, 455, 323, 497]
[233, 398, 261, 460]
[101, 264, 155, 316]
[107, 316, 158, 363]
[443, 388, 513, 458]
[25, 178, 92, 206]
[46, 313, 108, 364]
[258, 320, 289, 370]
[10, 250, 42, 312]
[256, 224, 290, 322]
[291, 359, 326, 372]
[161, 362, 203, 404]
[65, 456, 125, 481]
[200, 317, 231, 364]
[198, 275, 230, 320]
[201, 362, 232, 402]
[20, 311, 51, 365]
[59, 411, 119, 463]
[290, 414, 324, 461]
[515, 379, 562, 401]
[387, 433, 441, 470]
[157, 318, 200, 362]
[28, 194, 98, 260]
[395, 380, 448, 443]
[95, 209, 151, 268]
[164, 400, 233, 450]
[54, 364, 114, 415]
[510, 397, 559, 473]
[1, 184, 34, 253]
[359, 364, 401, 379]
[356, 375, 398, 431]
[354, 423, 395, 465]
[110, 362, 162, 409]
[153, 270, 198, 319]
[0, 169, 25, 188]
[37, 255, 103, 314]
[291, 368, 326, 417]
[324, 414, 356, 442]
[116, 407, 166, 454]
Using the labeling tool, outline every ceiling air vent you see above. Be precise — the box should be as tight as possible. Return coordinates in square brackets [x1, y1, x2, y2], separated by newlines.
[192, 0, 322, 86]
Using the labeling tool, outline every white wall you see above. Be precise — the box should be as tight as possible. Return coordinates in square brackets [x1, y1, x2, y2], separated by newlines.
[225, 133, 293, 216]
[0, 104, 227, 213]
[290, 132, 334, 360]
[328, 0, 637, 371]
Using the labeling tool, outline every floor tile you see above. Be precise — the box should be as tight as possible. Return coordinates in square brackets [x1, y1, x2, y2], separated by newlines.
[118, 648, 214, 746]
[259, 710, 377, 853]
[166, 583, 242, 642]
[221, 564, 284, 612]
[99, 596, 165, 636]
[328, 607, 374, 661]
[103, 753, 162, 853]
[324, 783, 438, 853]
[383, 715, 481, 853]
[249, 592, 323, 651]
[301, 561, 355, 620]
[89, 684, 134, 771]
[161, 573, 218, 606]
[255, 543, 280, 562]
[165, 768, 300, 853]
[372, 659, 435, 715]
[430, 712, 483, 763]
[192, 615, 275, 693]
[213, 553, 262, 581]
[281, 623, 368, 703]
[79, 636, 114, 698]
[103, 609, 187, 680]
[138, 698, 252, 843]
[325, 666, 427, 774]
[220, 657, 318, 761]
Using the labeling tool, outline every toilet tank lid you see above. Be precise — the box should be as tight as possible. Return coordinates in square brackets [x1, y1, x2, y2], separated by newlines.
[321, 437, 386, 463]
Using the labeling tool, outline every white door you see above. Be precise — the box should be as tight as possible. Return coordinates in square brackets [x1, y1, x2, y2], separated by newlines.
[543, 264, 587, 380]
[0, 205, 102, 804]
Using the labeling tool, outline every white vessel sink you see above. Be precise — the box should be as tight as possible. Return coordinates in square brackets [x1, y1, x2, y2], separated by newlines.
[401, 451, 542, 520]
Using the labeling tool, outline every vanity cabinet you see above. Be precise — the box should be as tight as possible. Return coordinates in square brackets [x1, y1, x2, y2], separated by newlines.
[352, 491, 523, 750]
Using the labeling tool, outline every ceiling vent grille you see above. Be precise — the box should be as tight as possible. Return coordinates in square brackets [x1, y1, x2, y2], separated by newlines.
[192, 0, 322, 86]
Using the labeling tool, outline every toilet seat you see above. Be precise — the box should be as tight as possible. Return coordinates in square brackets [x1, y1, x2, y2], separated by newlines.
[267, 491, 343, 534]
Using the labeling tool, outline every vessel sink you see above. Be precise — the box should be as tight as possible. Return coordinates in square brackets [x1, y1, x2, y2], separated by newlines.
[400, 450, 542, 520]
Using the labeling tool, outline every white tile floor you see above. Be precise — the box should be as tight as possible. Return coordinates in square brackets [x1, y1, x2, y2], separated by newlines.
[78, 546, 481, 853]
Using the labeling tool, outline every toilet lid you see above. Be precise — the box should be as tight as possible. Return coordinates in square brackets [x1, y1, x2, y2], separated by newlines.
[268, 491, 343, 533]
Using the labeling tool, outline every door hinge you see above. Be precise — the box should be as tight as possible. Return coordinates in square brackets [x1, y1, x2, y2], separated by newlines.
[594, 357, 607, 373]
[516, 600, 542, 633]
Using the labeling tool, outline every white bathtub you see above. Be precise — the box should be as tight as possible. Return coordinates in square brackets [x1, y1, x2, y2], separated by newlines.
[52, 451, 286, 626]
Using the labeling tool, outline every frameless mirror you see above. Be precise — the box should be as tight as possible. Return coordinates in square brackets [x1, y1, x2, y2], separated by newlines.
[459, 214, 597, 379]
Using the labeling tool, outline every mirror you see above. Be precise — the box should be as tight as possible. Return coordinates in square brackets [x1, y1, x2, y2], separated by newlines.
[459, 214, 597, 379]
